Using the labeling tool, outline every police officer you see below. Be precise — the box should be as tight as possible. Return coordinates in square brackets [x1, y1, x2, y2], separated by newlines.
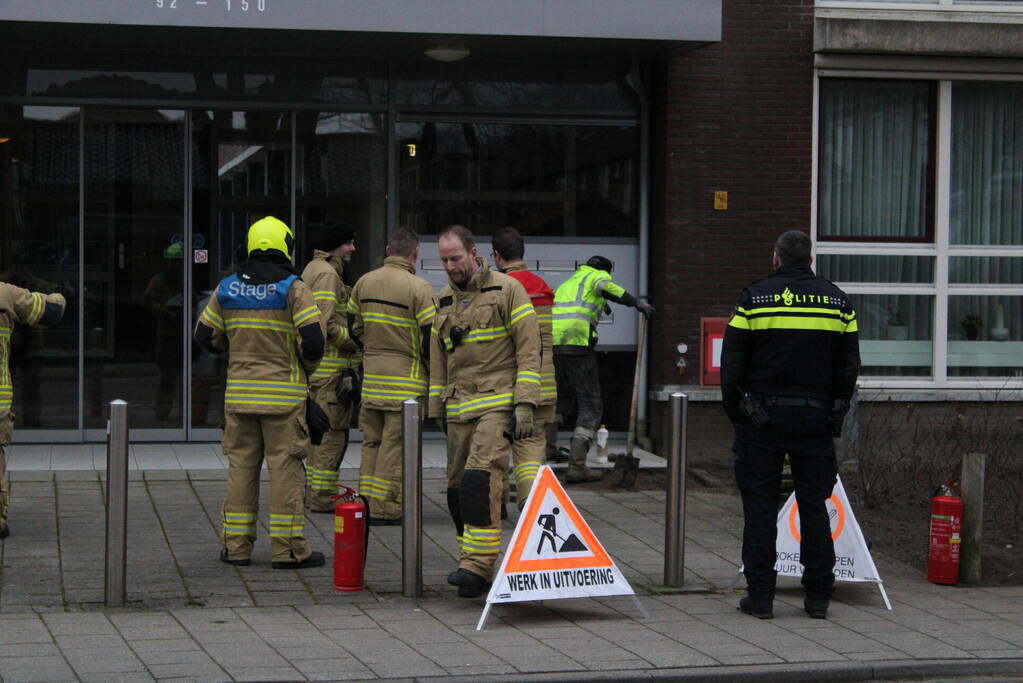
[429, 225, 541, 598]
[347, 228, 436, 525]
[301, 223, 360, 512]
[721, 230, 860, 620]
[0, 280, 66, 539]
[552, 256, 653, 482]
[491, 226, 555, 509]
[195, 216, 327, 568]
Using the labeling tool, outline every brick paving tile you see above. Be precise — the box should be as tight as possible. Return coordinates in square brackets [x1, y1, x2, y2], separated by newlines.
[1, 471, 1022, 681]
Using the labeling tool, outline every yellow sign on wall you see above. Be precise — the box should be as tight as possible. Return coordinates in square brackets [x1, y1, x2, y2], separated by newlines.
[714, 190, 728, 210]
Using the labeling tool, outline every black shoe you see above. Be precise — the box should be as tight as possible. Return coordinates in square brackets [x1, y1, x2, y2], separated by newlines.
[804, 597, 829, 619]
[564, 467, 604, 484]
[0, 525, 8, 540]
[447, 568, 491, 598]
[368, 517, 402, 526]
[219, 549, 250, 566]
[546, 446, 570, 463]
[272, 551, 325, 569]
[739, 596, 773, 619]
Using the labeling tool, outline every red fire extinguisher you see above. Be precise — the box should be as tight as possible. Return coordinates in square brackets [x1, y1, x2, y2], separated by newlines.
[332, 485, 369, 592]
[928, 479, 963, 585]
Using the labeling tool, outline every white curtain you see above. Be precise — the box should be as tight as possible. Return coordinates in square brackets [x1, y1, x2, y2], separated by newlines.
[819, 79, 931, 241]
[951, 82, 1023, 246]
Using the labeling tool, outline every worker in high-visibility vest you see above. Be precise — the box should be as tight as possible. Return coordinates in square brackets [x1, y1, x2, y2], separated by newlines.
[552, 256, 653, 483]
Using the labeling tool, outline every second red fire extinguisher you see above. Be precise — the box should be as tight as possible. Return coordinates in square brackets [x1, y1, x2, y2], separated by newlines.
[928, 479, 963, 585]
[332, 485, 370, 592]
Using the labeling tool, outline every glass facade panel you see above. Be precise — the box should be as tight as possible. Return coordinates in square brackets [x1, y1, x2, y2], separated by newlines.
[27, 70, 202, 100]
[950, 82, 1023, 246]
[817, 254, 933, 283]
[818, 80, 934, 241]
[950, 256, 1023, 284]
[294, 112, 387, 282]
[0, 105, 80, 430]
[948, 295, 1023, 377]
[190, 110, 292, 429]
[853, 294, 933, 376]
[398, 122, 638, 237]
[396, 62, 635, 111]
[83, 108, 185, 429]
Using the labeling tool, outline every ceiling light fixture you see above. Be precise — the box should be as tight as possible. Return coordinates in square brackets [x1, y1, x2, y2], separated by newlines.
[424, 45, 471, 63]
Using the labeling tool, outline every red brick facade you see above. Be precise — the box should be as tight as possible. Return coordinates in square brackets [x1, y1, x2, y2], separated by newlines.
[649, 0, 816, 387]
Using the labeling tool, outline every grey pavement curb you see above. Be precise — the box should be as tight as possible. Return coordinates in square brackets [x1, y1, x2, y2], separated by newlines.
[433, 658, 1023, 682]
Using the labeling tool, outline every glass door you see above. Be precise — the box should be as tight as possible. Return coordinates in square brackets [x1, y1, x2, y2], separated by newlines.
[82, 108, 186, 437]
[190, 110, 292, 435]
[294, 111, 387, 285]
[0, 105, 81, 439]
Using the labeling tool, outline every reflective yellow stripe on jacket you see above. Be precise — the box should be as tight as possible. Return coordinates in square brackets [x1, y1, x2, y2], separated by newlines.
[728, 306, 858, 333]
[224, 379, 307, 408]
[0, 326, 10, 410]
[361, 373, 428, 402]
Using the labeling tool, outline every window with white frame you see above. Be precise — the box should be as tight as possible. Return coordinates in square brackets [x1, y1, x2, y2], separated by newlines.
[816, 78, 1023, 385]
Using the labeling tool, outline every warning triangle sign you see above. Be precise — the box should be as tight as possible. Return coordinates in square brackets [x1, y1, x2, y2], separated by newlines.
[483, 466, 634, 605]
[774, 476, 883, 585]
[737, 475, 892, 610]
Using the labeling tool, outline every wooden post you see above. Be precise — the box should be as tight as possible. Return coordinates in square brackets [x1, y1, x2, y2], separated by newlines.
[960, 452, 986, 585]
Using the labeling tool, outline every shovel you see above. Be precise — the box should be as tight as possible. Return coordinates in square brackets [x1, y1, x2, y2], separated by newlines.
[626, 313, 648, 459]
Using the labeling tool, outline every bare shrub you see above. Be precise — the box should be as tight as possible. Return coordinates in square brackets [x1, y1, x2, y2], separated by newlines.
[851, 389, 1023, 540]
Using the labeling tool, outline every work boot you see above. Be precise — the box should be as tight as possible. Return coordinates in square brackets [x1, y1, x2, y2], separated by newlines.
[0, 524, 9, 540]
[564, 436, 603, 483]
[738, 596, 773, 619]
[447, 568, 491, 598]
[272, 550, 325, 569]
[804, 596, 829, 619]
[546, 445, 570, 463]
[219, 549, 250, 566]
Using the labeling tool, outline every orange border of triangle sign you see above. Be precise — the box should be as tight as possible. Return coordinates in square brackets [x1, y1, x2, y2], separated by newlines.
[503, 466, 614, 573]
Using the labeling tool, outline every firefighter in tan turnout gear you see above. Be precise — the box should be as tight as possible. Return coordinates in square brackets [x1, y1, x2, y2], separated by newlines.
[490, 226, 556, 510]
[348, 229, 436, 525]
[301, 224, 360, 512]
[194, 216, 327, 568]
[0, 282, 66, 539]
[429, 225, 542, 598]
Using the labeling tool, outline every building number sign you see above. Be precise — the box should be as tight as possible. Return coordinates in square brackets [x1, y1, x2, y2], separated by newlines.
[155, 0, 267, 11]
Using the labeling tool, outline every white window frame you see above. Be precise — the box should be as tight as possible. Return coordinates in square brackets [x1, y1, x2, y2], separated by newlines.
[812, 69, 1023, 389]
[816, 0, 1023, 12]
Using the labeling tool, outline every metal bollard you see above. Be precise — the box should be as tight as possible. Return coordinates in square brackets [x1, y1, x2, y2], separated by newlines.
[105, 400, 129, 607]
[401, 399, 423, 597]
[663, 392, 688, 587]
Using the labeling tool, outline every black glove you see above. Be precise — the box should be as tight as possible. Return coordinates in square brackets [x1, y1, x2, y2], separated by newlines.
[306, 400, 331, 446]
[434, 417, 448, 434]
[335, 368, 361, 402]
[636, 300, 655, 317]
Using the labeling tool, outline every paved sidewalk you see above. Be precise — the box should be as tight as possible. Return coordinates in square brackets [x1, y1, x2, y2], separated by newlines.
[1, 454, 1022, 681]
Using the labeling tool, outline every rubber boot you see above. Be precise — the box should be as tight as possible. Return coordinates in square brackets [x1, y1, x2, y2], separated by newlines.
[564, 436, 603, 483]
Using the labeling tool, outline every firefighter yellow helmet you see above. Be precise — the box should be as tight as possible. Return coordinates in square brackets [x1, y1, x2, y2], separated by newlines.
[247, 216, 294, 259]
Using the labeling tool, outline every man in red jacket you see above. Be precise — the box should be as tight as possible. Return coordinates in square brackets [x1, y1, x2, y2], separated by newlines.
[491, 227, 555, 508]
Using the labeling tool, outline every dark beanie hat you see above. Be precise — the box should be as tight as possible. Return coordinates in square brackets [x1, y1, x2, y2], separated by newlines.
[313, 222, 356, 252]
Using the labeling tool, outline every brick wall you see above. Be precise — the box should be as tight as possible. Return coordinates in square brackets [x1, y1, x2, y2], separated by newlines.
[649, 0, 816, 388]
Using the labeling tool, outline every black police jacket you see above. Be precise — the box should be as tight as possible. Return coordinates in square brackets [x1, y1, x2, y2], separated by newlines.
[720, 264, 861, 424]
